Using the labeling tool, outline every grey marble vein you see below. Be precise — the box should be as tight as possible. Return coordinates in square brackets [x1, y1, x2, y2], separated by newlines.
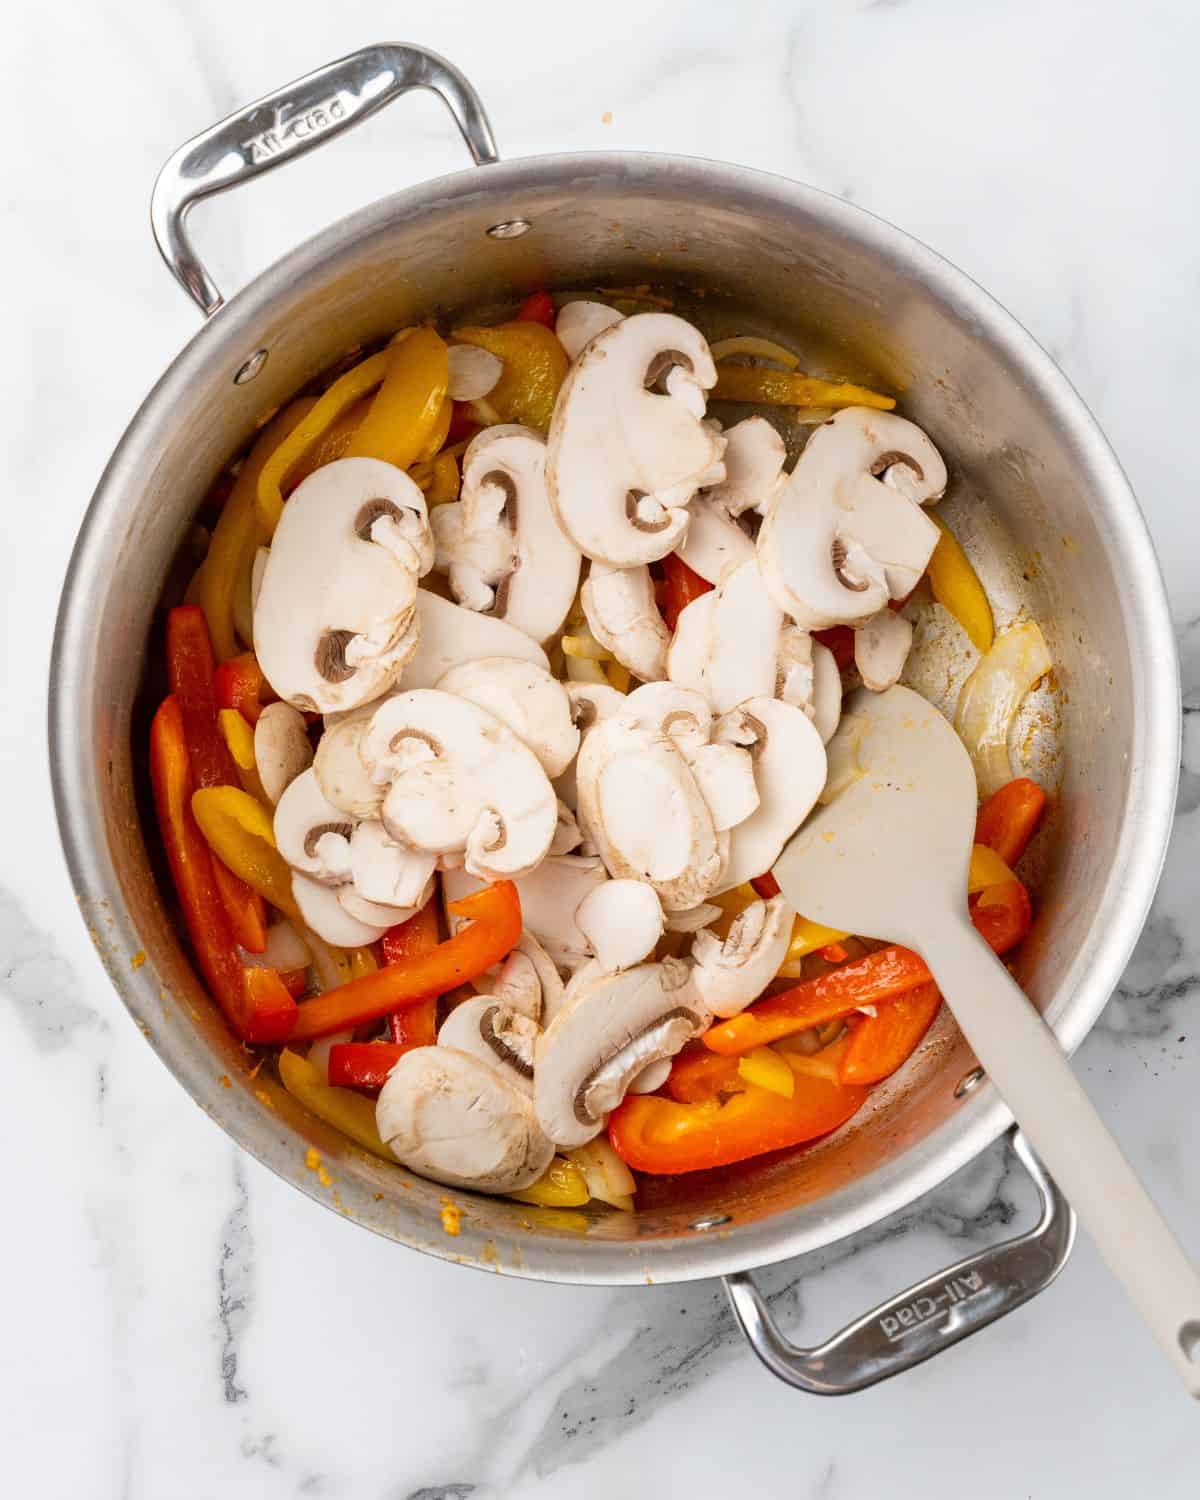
[0, 887, 103, 1049]
[217, 1153, 252, 1406]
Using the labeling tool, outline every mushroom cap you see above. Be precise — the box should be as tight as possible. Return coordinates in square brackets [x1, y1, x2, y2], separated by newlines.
[810, 641, 843, 744]
[687, 742, 760, 832]
[254, 457, 431, 713]
[757, 407, 946, 629]
[555, 681, 629, 811]
[575, 879, 665, 973]
[336, 884, 417, 929]
[621, 681, 713, 755]
[434, 425, 581, 644]
[777, 628, 843, 744]
[442, 856, 607, 976]
[436, 658, 580, 778]
[550, 799, 584, 855]
[667, 558, 783, 715]
[312, 715, 384, 820]
[702, 416, 787, 517]
[401, 589, 549, 689]
[347, 820, 437, 909]
[291, 871, 389, 947]
[438, 996, 539, 1094]
[855, 607, 914, 692]
[555, 300, 625, 362]
[575, 716, 723, 911]
[254, 701, 313, 806]
[534, 960, 708, 1147]
[363, 689, 557, 880]
[377, 1046, 554, 1192]
[545, 313, 726, 567]
[714, 697, 827, 893]
[689, 894, 793, 1017]
[675, 496, 756, 585]
[581, 562, 671, 683]
[273, 768, 355, 885]
[473, 934, 560, 1022]
[665, 902, 722, 933]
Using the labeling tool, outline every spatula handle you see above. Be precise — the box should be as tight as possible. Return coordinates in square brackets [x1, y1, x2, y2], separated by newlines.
[924, 915, 1200, 1398]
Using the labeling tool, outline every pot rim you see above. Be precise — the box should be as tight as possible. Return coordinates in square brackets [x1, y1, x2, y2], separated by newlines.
[50, 151, 1180, 1284]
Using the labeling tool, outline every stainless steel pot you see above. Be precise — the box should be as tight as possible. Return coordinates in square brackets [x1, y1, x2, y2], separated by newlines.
[50, 43, 1180, 1395]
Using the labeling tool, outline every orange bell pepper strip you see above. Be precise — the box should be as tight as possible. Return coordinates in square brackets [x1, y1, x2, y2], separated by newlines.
[327, 1041, 409, 1091]
[660, 554, 713, 632]
[288, 881, 522, 1041]
[213, 652, 274, 726]
[839, 983, 943, 1086]
[149, 697, 297, 1043]
[704, 879, 1032, 1055]
[166, 607, 266, 953]
[517, 290, 556, 327]
[711, 365, 895, 411]
[665, 1043, 741, 1103]
[975, 777, 1046, 866]
[609, 1071, 869, 1174]
[344, 326, 450, 470]
[451, 321, 568, 430]
[383, 898, 441, 1048]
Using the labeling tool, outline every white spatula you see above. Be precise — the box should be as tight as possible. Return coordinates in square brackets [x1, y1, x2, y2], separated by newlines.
[772, 684, 1200, 1396]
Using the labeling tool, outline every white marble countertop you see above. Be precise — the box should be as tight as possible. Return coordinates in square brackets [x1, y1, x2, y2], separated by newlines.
[5, 1, 1199, 1494]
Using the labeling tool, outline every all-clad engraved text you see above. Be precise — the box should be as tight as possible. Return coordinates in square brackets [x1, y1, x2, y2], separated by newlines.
[878, 1271, 988, 1343]
[242, 95, 347, 164]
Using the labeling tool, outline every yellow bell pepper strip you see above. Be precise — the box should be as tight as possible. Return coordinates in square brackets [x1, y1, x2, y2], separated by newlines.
[191, 785, 303, 926]
[149, 697, 297, 1043]
[277, 1048, 392, 1158]
[201, 399, 316, 660]
[608, 1071, 869, 1175]
[344, 326, 450, 470]
[737, 1046, 795, 1098]
[777, 914, 851, 976]
[711, 364, 896, 411]
[415, 395, 453, 464]
[425, 450, 461, 506]
[217, 708, 269, 804]
[967, 842, 1016, 893]
[284, 394, 374, 491]
[928, 514, 995, 653]
[509, 1156, 591, 1207]
[451, 322, 568, 430]
[288, 881, 522, 1041]
[839, 983, 943, 1087]
[255, 351, 392, 532]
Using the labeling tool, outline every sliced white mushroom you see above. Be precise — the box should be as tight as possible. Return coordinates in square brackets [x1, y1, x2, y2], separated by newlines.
[550, 799, 583, 856]
[581, 562, 671, 683]
[336, 885, 416, 929]
[363, 690, 557, 880]
[312, 715, 384, 819]
[667, 558, 783, 715]
[855, 607, 914, 691]
[620, 681, 712, 754]
[546, 313, 726, 567]
[438, 997, 539, 1094]
[576, 879, 665, 973]
[686, 742, 760, 831]
[402, 589, 550, 690]
[714, 697, 827, 892]
[377, 1046, 554, 1192]
[253, 702, 313, 806]
[442, 856, 608, 975]
[757, 407, 946, 628]
[555, 681, 629, 811]
[534, 960, 708, 1146]
[291, 872, 388, 947]
[446, 344, 503, 401]
[273, 769, 354, 885]
[702, 416, 787, 518]
[688, 894, 793, 1017]
[431, 426, 581, 644]
[676, 496, 756, 585]
[248, 546, 270, 635]
[811, 641, 843, 745]
[473, 935, 558, 1022]
[555, 300, 625, 361]
[254, 457, 432, 713]
[347, 820, 437, 909]
[665, 902, 722, 933]
[776, 628, 843, 744]
[575, 717, 722, 911]
[435, 658, 579, 778]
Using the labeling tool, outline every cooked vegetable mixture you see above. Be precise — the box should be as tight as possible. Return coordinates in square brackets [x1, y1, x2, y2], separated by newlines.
[151, 292, 1050, 1210]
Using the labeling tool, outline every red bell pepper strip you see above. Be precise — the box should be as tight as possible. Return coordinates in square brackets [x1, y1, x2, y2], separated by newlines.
[838, 982, 942, 1086]
[288, 881, 522, 1041]
[517, 290, 556, 328]
[704, 879, 1032, 1055]
[213, 652, 275, 727]
[609, 1070, 869, 1174]
[166, 607, 266, 952]
[665, 1043, 741, 1103]
[660, 554, 714, 632]
[975, 777, 1046, 866]
[813, 625, 855, 671]
[327, 1042, 409, 1092]
[750, 871, 781, 900]
[446, 401, 480, 446]
[149, 697, 297, 1043]
[279, 968, 309, 999]
[382, 898, 441, 1048]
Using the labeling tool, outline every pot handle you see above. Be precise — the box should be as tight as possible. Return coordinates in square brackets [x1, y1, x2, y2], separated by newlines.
[151, 43, 499, 318]
[724, 1129, 1075, 1395]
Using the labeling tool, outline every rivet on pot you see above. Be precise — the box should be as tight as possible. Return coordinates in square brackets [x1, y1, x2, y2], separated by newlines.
[954, 1066, 985, 1099]
[486, 219, 532, 240]
[234, 349, 269, 384]
[689, 1213, 732, 1231]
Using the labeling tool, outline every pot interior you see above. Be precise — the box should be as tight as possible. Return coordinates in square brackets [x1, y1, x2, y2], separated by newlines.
[57, 156, 1169, 1281]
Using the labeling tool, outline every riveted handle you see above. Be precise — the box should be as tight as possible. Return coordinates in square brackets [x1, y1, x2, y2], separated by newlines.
[725, 1130, 1075, 1395]
[151, 42, 499, 317]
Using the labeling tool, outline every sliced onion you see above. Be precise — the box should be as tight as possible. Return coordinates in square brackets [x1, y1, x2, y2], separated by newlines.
[307, 1027, 354, 1084]
[240, 919, 311, 973]
[468, 397, 504, 427]
[954, 621, 1052, 798]
[567, 1137, 636, 1209]
[565, 653, 609, 684]
[710, 336, 800, 369]
[447, 344, 503, 401]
